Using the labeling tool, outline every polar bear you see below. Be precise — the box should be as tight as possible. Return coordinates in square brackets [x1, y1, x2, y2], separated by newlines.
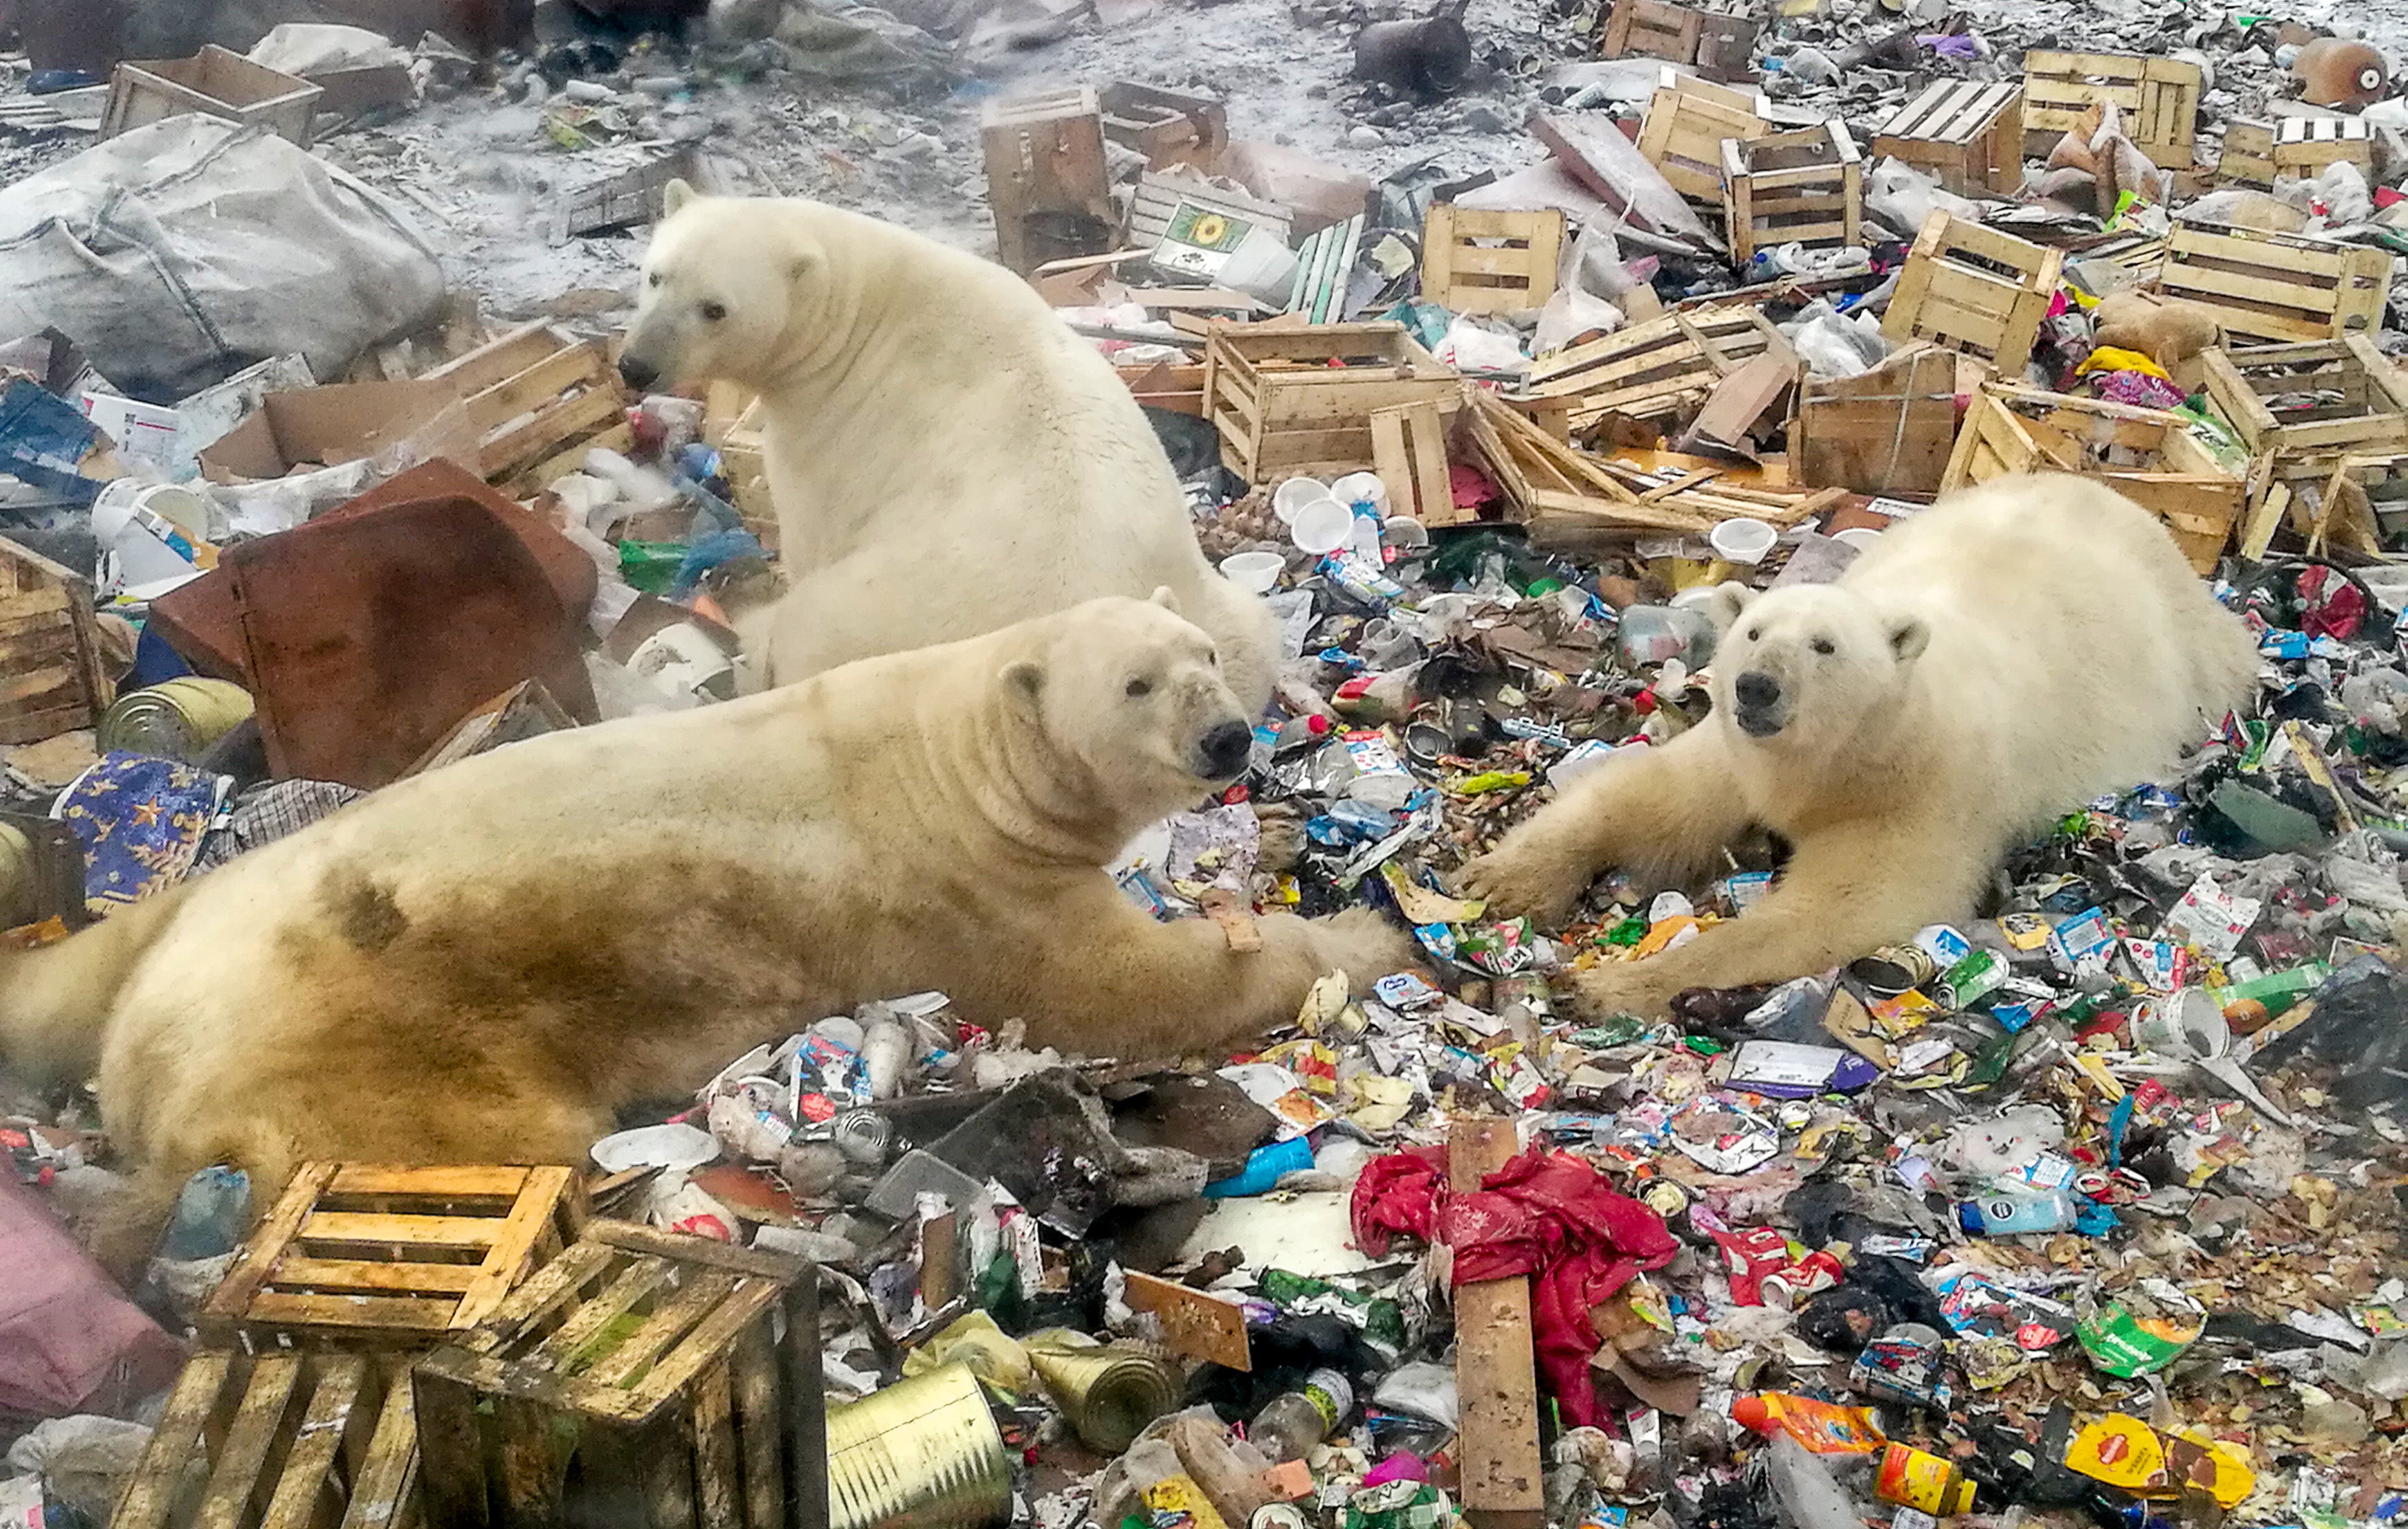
[617, 185, 1280, 710]
[0, 595, 1410, 1266]
[1464, 473, 2258, 1018]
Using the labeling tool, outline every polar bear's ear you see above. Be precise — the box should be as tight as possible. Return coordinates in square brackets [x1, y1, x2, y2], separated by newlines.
[1706, 581, 1753, 632]
[1000, 660, 1044, 719]
[1149, 585, 1182, 615]
[1887, 615, 1932, 664]
[662, 178, 696, 217]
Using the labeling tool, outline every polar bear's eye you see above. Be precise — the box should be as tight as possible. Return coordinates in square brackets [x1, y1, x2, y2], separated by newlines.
[1745, 627, 1760, 642]
[1811, 638, 1836, 655]
[700, 302, 729, 322]
[1126, 678, 1152, 697]
[647, 272, 661, 288]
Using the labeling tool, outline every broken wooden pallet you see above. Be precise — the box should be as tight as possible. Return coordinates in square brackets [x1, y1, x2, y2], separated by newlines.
[1879, 211, 2061, 375]
[2020, 50, 2201, 169]
[201, 1162, 584, 1346]
[419, 322, 634, 492]
[1870, 79, 2023, 196]
[2156, 220, 2390, 342]
[2200, 336, 2408, 526]
[1524, 303, 1791, 432]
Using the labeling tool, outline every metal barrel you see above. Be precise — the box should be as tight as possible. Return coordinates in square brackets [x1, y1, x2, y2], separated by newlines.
[1026, 1344, 1180, 1455]
[825, 1362, 1012, 1529]
[96, 678, 254, 763]
[1352, 16, 1472, 95]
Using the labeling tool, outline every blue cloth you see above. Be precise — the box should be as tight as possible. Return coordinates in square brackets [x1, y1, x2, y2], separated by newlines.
[54, 752, 229, 915]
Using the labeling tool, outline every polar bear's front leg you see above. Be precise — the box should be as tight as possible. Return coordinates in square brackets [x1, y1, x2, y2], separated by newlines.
[1571, 822, 1988, 1018]
[1461, 726, 1751, 922]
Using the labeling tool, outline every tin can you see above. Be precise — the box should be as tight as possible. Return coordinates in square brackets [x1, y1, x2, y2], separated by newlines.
[1850, 945, 1935, 996]
[1026, 1342, 1180, 1454]
[825, 1362, 1012, 1529]
[95, 678, 252, 763]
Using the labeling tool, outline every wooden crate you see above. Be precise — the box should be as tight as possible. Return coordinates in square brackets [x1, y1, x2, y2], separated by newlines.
[1599, 0, 1757, 79]
[2202, 337, 2408, 517]
[2273, 115, 2373, 181]
[2217, 119, 2276, 186]
[1370, 398, 1458, 526]
[101, 46, 321, 146]
[414, 1220, 824, 1529]
[420, 323, 634, 493]
[1526, 303, 1791, 431]
[201, 1164, 583, 1346]
[1793, 343, 1958, 496]
[111, 1348, 419, 1529]
[1872, 80, 2024, 196]
[0, 536, 109, 747]
[2021, 50, 2200, 169]
[1941, 383, 2244, 572]
[1097, 81, 1226, 172]
[1201, 322, 1459, 482]
[1636, 72, 1770, 209]
[1420, 206, 1564, 316]
[2156, 221, 2390, 343]
[981, 86, 1113, 276]
[1721, 121, 1861, 265]
[715, 400, 778, 555]
[1880, 211, 2063, 375]
[2307, 452, 2408, 555]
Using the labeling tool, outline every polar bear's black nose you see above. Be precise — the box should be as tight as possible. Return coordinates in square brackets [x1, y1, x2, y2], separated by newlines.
[1735, 672, 1781, 709]
[1200, 721, 1253, 778]
[618, 355, 661, 392]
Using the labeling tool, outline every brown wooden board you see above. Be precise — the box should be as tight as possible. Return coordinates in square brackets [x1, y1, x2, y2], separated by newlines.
[1122, 1271, 1253, 1369]
[1447, 1119, 1543, 1529]
[1794, 344, 1956, 495]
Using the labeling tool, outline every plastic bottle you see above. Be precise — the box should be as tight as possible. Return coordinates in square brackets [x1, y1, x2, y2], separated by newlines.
[1955, 1187, 2078, 1236]
[1764, 1434, 1870, 1529]
[1614, 605, 1716, 669]
[160, 1166, 251, 1260]
[1730, 1393, 1884, 1454]
[1250, 1369, 1353, 1461]
[1873, 1443, 1975, 1513]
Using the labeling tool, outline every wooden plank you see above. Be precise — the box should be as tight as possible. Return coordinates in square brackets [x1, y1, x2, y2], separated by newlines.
[422, 321, 558, 396]
[115, 1352, 238, 1529]
[1123, 1269, 1254, 1369]
[259, 1355, 369, 1529]
[340, 1372, 422, 1529]
[326, 1164, 533, 1197]
[455, 1164, 576, 1329]
[623, 1281, 784, 1420]
[206, 1162, 340, 1328]
[581, 1269, 743, 1391]
[692, 1360, 744, 1529]
[465, 342, 604, 436]
[300, 1211, 507, 1249]
[198, 1353, 305, 1529]
[478, 383, 626, 481]
[263, 1256, 487, 1294]
[245, 1292, 464, 1332]
[1448, 1117, 1544, 1529]
[530, 1254, 674, 1366]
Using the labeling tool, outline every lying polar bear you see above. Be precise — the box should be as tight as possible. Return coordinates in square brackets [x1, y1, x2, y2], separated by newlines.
[0, 596, 1409, 1267]
[618, 183, 1280, 710]
[1465, 473, 2259, 1018]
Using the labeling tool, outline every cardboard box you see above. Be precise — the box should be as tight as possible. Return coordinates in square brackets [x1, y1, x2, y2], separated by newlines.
[196, 380, 474, 484]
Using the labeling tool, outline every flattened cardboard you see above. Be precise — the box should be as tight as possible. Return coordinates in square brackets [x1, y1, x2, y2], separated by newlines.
[196, 380, 475, 485]
[1122, 1269, 1254, 1369]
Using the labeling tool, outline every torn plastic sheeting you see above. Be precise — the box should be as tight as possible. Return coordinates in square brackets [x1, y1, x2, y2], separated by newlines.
[0, 1174, 184, 1417]
[0, 117, 446, 399]
[1353, 1145, 1675, 1427]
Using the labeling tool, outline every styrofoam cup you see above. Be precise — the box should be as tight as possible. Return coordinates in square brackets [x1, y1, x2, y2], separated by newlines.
[1220, 550, 1285, 593]
[1290, 496, 1353, 555]
[1273, 477, 1330, 524]
[1832, 526, 1884, 551]
[1330, 471, 1388, 510]
[1708, 516, 1778, 565]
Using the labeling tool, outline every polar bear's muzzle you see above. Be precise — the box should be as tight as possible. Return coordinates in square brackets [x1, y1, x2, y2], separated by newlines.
[1196, 720, 1254, 780]
[1732, 671, 1788, 737]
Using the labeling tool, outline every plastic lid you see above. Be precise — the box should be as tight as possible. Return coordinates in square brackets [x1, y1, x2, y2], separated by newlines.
[1956, 1201, 1986, 1234]
[1730, 1394, 1770, 1436]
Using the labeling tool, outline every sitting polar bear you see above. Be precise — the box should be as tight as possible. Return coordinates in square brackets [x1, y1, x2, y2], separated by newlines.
[1466, 473, 2258, 1018]
[618, 184, 1279, 710]
[0, 596, 1410, 1266]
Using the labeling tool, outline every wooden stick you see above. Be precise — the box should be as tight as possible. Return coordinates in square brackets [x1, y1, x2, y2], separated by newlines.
[1447, 1117, 1544, 1529]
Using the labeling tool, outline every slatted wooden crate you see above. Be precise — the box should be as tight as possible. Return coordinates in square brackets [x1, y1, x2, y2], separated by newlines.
[1871, 80, 2024, 196]
[2217, 119, 2276, 186]
[2020, 50, 2201, 169]
[1880, 212, 2063, 375]
[1526, 303, 1790, 431]
[2201, 337, 2408, 515]
[1940, 384, 2244, 573]
[414, 1220, 824, 1529]
[982, 86, 1114, 275]
[1636, 72, 1770, 209]
[2273, 115, 2373, 180]
[1369, 398, 1458, 525]
[101, 46, 321, 146]
[1202, 322, 1459, 482]
[1420, 206, 1563, 316]
[201, 1163, 583, 1346]
[1599, 0, 1757, 79]
[1721, 121, 1861, 264]
[420, 322, 634, 493]
[110, 1348, 419, 1529]
[0, 536, 109, 746]
[2156, 221, 2390, 343]
[706, 392, 779, 555]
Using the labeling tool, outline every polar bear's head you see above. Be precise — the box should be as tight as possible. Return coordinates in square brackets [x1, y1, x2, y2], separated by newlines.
[1000, 593, 1254, 819]
[620, 181, 825, 393]
[1707, 582, 1930, 746]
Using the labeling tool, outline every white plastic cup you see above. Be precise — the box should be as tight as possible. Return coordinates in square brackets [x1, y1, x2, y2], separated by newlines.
[1330, 471, 1389, 511]
[1382, 515, 1430, 550]
[1708, 516, 1778, 565]
[1273, 477, 1330, 524]
[1290, 496, 1353, 555]
[1832, 526, 1884, 551]
[1219, 550, 1285, 593]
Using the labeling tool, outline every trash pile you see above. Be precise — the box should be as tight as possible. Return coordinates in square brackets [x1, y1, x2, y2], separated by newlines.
[10, 0, 2408, 1527]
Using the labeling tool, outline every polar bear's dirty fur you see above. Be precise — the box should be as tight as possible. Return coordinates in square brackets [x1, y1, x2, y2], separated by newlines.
[0, 597, 1410, 1267]
[618, 185, 1279, 709]
[1466, 473, 2258, 1017]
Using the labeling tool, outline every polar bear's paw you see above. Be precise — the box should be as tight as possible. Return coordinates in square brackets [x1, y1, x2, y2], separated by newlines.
[1570, 959, 1686, 1022]
[1458, 840, 1595, 925]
